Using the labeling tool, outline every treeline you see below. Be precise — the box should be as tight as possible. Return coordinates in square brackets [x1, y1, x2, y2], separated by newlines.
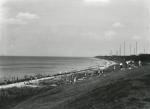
[95, 54, 150, 63]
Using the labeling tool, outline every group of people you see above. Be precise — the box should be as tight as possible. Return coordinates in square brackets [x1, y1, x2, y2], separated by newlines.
[97, 68, 104, 76]
[119, 60, 142, 70]
[59, 67, 105, 84]
[59, 72, 85, 84]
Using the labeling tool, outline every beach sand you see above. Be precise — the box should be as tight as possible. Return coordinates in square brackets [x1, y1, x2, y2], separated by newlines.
[2, 58, 150, 109]
[10, 62, 150, 109]
[0, 60, 115, 89]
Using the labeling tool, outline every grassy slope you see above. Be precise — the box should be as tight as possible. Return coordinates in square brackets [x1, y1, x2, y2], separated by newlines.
[13, 65, 150, 109]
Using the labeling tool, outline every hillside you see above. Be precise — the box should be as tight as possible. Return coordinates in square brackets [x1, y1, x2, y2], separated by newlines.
[12, 64, 150, 109]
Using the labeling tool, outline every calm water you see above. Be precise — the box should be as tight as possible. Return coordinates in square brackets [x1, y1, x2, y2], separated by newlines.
[0, 56, 106, 81]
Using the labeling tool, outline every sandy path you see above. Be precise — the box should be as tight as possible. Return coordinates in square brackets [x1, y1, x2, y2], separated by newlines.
[0, 76, 54, 89]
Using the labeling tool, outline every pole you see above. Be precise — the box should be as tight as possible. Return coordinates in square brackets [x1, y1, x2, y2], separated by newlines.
[134, 48, 135, 55]
[136, 41, 138, 55]
[130, 44, 131, 55]
[144, 48, 145, 54]
[124, 41, 125, 56]
[119, 44, 121, 56]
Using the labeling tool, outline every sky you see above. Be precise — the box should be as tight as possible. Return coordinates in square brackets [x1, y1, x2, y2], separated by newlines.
[0, 0, 150, 57]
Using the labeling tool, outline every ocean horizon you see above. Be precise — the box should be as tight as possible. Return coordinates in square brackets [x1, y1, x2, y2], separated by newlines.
[0, 56, 107, 81]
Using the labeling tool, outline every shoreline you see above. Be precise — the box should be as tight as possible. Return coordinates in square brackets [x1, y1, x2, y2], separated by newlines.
[1, 55, 149, 109]
[10, 58, 150, 109]
[0, 59, 115, 89]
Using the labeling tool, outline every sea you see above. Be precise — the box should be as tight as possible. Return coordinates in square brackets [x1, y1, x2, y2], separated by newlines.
[0, 56, 107, 82]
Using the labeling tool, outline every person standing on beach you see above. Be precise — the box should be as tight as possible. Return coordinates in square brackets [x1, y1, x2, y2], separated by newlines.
[73, 76, 77, 83]
[98, 68, 101, 76]
[84, 72, 87, 77]
[59, 71, 62, 79]
[138, 60, 142, 67]
[120, 63, 123, 70]
[113, 65, 116, 71]
[101, 69, 104, 74]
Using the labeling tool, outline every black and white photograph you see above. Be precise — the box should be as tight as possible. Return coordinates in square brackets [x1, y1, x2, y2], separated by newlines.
[0, 0, 150, 109]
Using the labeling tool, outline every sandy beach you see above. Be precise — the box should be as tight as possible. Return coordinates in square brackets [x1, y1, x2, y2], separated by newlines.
[11, 62, 150, 109]
[0, 76, 54, 89]
[1, 56, 150, 109]
[1, 0, 149, 108]
[0, 60, 115, 89]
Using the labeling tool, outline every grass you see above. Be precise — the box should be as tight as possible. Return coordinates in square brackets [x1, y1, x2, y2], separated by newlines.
[10, 64, 150, 109]
[0, 86, 54, 109]
[1, 55, 150, 109]
[0, 68, 101, 109]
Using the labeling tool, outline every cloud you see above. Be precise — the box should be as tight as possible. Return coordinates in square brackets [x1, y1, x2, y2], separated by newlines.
[130, 0, 137, 2]
[0, 0, 7, 41]
[5, 18, 26, 25]
[0, 0, 7, 22]
[132, 35, 142, 40]
[16, 12, 39, 20]
[83, 0, 110, 6]
[5, 12, 39, 25]
[84, 0, 110, 3]
[112, 22, 123, 28]
[104, 30, 116, 40]
[81, 32, 102, 40]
